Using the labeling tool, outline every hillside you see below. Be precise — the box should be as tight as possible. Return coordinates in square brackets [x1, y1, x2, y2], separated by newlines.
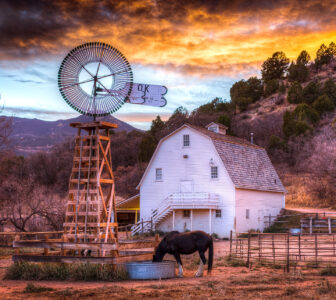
[6, 114, 138, 155]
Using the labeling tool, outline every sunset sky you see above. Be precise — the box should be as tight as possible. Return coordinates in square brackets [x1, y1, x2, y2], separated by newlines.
[1, 0, 336, 129]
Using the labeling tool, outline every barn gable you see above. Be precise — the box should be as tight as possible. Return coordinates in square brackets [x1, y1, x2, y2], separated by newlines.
[137, 123, 285, 193]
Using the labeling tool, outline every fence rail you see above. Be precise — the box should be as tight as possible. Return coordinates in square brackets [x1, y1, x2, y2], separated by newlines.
[0, 231, 63, 247]
[230, 231, 336, 271]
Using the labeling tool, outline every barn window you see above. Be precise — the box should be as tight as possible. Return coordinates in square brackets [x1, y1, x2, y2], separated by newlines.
[216, 210, 222, 218]
[246, 209, 250, 219]
[183, 134, 190, 147]
[155, 168, 162, 181]
[211, 166, 218, 179]
[183, 210, 190, 218]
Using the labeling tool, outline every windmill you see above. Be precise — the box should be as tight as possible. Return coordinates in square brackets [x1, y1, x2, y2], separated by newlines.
[58, 42, 167, 247]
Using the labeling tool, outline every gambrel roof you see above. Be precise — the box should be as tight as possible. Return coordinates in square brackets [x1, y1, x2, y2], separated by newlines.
[137, 124, 286, 193]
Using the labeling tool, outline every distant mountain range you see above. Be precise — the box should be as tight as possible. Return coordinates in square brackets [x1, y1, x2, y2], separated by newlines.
[6, 115, 138, 155]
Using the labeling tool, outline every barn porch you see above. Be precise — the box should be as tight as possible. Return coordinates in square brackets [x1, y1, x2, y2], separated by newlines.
[117, 194, 140, 225]
[133, 192, 220, 235]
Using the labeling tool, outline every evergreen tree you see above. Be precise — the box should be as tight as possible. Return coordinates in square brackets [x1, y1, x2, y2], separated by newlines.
[297, 50, 311, 65]
[288, 63, 309, 83]
[261, 51, 290, 82]
[302, 81, 320, 104]
[246, 77, 263, 102]
[323, 79, 336, 104]
[315, 43, 331, 67]
[287, 81, 303, 104]
[313, 95, 335, 114]
[264, 79, 279, 96]
[327, 42, 336, 58]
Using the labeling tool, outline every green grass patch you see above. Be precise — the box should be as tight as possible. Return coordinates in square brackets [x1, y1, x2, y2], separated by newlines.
[5, 262, 128, 281]
[24, 283, 54, 293]
[320, 265, 336, 276]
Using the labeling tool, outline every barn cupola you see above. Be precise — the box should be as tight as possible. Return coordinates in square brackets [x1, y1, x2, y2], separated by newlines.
[206, 122, 228, 135]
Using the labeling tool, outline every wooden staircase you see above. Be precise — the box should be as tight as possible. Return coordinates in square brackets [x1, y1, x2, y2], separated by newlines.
[63, 121, 118, 246]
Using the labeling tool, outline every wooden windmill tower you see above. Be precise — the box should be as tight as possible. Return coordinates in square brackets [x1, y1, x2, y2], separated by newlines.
[58, 42, 134, 247]
[58, 42, 167, 249]
[64, 121, 118, 243]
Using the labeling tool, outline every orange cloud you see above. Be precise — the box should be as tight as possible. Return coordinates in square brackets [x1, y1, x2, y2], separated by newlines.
[1, 0, 336, 78]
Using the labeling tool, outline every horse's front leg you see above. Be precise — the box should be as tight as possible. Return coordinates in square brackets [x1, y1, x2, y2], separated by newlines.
[196, 251, 207, 277]
[173, 253, 183, 277]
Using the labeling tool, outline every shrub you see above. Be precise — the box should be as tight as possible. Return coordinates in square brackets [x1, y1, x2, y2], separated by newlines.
[313, 95, 335, 114]
[278, 83, 286, 94]
[288, 63, 309, 83]
[217, 114, 231, 128]
[323, 79, 336, 104]
[235, 96, 252, 111]
[283, 111, 297, 138]
[295, 121, 311, 136]
[302, 81, 320, 104]
[283, 110, 313, 138]
[321, 265, 336, 276]
[293, 103, 320, 125]
[287, 81, 303, 104]
[264, 79, 279, 97]
[24, 283, 54, 293]
[268, 135, 287, 152]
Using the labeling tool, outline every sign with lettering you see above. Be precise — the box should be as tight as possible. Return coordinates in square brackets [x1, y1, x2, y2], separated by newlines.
[103, 83, 167, 107]
[127, 83, 167, 107]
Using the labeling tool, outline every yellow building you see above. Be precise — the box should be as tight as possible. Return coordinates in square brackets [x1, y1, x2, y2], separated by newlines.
[116, 194, 140, 225]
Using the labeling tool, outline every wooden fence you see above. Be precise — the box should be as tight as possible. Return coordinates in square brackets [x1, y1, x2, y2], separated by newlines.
[0, 231, 63, 247]
[230, 231, 336, 271]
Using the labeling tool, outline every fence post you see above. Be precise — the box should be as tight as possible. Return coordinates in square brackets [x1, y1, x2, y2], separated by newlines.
[258, 233, 261, 262]
[315, 234, 318, 267]
[328, 217, 331, 234]
[246, 233, 251, 268]
[309, 217, 313, 235]
[286, 232, 290, 272]
[272, 234, 275, 265]
[141, 218, 144, 234]
[298, 234, 301, 261]
[126, 225, 129, 239]
[44, 234, 48, 256]
[269, 214, 271, 227]
[229, 230, 232, 258]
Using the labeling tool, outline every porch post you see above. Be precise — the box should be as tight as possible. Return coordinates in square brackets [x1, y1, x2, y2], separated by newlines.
[135, 210, 138, 223]
[209, 209, 212, 235]
[190, 210, 193, 231]
[172, 210, 175, 230]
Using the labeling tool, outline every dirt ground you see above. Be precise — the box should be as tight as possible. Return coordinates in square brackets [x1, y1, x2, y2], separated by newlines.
[1, 240, 336, 299]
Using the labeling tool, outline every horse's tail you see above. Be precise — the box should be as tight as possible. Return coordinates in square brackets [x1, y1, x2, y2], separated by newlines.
[208, 237, 213, 274]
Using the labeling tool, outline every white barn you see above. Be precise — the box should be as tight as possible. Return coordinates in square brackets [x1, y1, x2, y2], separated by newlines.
[133, 123, 286, 237]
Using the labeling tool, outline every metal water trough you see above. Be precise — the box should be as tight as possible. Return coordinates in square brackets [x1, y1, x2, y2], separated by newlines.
[126, 260, 176, 280]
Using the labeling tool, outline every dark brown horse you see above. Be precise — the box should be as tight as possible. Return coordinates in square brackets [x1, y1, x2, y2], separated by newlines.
[153, 230, 213, 277]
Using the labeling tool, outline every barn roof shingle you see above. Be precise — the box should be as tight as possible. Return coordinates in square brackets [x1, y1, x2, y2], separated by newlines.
[189, 124, 285, 193]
